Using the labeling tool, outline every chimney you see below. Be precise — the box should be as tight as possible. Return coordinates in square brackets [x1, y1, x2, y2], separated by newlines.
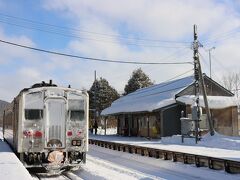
[68, 85, 71, 88]
[49, 79, 52, 85]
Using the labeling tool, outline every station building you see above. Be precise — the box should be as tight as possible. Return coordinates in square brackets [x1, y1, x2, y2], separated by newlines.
[101, 75, 238, 138]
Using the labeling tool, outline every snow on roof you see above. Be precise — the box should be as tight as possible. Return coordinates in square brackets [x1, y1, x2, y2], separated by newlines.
[176, 95, 238, 109]
[101, 76, 195, 115]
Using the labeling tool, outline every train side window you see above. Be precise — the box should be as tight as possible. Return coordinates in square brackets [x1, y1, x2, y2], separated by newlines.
[25, 109, 43, 120]
[70, 110, 84, 121]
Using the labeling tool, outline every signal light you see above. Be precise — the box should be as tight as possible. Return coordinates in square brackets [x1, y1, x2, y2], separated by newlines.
[72, 140, 81, 146]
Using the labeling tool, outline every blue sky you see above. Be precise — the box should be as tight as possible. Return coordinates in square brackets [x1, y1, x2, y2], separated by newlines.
[0, 0, 240, 101]
[0, 1, 72, 49]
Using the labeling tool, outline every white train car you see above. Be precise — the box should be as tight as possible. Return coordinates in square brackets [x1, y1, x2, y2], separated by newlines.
[3, 81, 88, 174]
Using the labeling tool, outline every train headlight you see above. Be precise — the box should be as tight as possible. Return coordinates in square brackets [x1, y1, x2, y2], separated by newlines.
[72, 140, 76, 146]
[72, 140, 81, 146]
[76, 140, 81, 146]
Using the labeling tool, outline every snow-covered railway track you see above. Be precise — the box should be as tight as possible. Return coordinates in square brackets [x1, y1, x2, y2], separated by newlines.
[60, 174, 72, 180]
[89, 139, 240, 174]
[30, 171, 82, 180]
[74, 144, 239, 180]
[30, 145, 240, 180]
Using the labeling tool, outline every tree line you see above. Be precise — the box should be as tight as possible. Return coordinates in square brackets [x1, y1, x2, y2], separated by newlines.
[87, 68, 240, 127]
[88, 68, 153, 123]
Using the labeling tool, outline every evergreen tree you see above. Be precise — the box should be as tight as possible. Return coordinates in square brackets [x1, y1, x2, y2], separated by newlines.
[88, 77, 120, 118]
[124, 68, 153, 95]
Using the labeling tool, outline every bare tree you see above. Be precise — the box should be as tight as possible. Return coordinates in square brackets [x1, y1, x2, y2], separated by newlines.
[222, 72, 240, 98]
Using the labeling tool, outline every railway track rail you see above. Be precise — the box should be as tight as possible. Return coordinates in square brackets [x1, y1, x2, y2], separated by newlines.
[31, 171, 81, 180]
[89, 139, 240, 174]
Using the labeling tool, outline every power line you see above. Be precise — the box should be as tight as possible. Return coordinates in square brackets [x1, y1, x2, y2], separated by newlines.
[202, 48, 228, 74]
[198, 51, 224, 85]
[133, 47, 192, 78]
[158, 47, 191, 61]
[0, 39, 193, 65]
[198, 51, 210, 71]
[211, 55, 228, 72]
[0, 12, 190, 46]
[0, 19, 189, 48]
[201, 26, 240, 44]
[202, 31, 240, 46]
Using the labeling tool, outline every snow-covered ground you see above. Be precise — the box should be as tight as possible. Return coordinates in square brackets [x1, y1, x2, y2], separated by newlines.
[0, 131, 32, 180]
[90, 130, 240, 161]
[31, 144, 240, 180]
[73, 144, 240, 180]
[0, 126, 239, 180]
[162, 132, 240, 151]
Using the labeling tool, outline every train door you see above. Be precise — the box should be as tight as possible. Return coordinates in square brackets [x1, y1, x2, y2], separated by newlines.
[45, 98, 66, 148]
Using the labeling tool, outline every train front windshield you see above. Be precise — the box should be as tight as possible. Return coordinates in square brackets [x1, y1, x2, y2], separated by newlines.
[70, 110, 85, 121]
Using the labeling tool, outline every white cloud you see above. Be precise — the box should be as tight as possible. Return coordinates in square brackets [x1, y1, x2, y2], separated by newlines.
[0, 29, 60, 101]
[1, 0, 240, 101]
[43, 0, 240, 39]
[0, 28, 36, 64]
[42, 0, 240, 87]
[18, 67, 41, 80]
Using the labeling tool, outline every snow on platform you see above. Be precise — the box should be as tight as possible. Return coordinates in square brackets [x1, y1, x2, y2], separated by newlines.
[0, 132, 32, 180]
[90, 132, 240, 162]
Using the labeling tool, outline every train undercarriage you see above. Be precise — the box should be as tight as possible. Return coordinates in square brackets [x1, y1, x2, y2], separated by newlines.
[19, 151, 86, 174]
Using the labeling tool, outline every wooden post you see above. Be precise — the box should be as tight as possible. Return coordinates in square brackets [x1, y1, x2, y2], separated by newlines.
[147, 116, 150, 138]
[104, 117, 107, 135]
[128, 114, 131, 136]
[2, 110, 5, 138]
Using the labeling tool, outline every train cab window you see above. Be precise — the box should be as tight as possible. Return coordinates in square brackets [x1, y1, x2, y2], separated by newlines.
[70, 110, 84, 121]
[25, 109, 43, 120]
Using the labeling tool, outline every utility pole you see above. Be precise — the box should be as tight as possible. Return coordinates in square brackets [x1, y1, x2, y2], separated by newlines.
[193, 25, 215, 136]
[207, 47, 215, 79]
[193, 25, 201, 143]
[94, 70, 97, 128]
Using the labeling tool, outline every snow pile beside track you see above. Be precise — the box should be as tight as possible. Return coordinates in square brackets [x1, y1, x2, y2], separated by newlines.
[161, 132, 240, 151]
[199, 132, 240, 150]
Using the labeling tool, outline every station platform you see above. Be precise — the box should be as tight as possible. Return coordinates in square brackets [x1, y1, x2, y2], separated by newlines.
[0, 139, 32, 180]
